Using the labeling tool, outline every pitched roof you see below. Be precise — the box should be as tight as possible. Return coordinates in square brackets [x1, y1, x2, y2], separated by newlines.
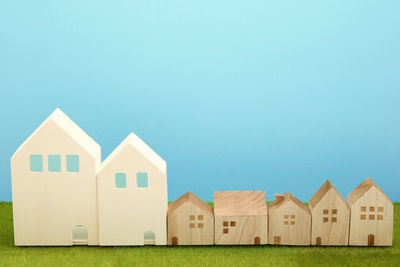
[309, 180, 346, 209]
[168, 191, 213, 216]
[347, 177, 392, 205]
[98, 132, 166, 173]
[269, 192, 311, 215]
[12, 108, 100, 159]
[214, 191, 268, 216]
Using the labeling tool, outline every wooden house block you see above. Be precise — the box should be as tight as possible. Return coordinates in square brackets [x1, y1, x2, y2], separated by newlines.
[97, 133, 167, 246]
[11, 108, 101, 246]
[168, 191, 214, 245]
[214, 191, 268, 245]
[268, 193, 311, 246]
[309, 180, 350, 246]
[347, 177, 393, 246]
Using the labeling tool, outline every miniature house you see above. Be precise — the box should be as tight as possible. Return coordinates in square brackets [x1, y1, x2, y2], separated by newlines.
[347, 177, 393, 246]
[97, 133, 168, 246]
[268, 193, 311, 246]
[309, 180, 350, 246]
[214, 191, 268, 245]
[168, 191, 214, 245]
[11, 108, 101, 246]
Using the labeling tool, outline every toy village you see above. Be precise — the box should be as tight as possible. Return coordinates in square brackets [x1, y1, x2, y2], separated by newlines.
[10, 109, 393, 247]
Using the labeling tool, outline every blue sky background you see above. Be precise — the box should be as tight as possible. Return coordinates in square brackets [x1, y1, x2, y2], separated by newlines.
[0, 1, 399, 202]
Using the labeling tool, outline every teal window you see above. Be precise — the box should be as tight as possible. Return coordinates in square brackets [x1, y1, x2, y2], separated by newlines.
[66, 155, 79, 172]
[48, 155, 61, 172]
[30, 155, 43, 172]
[115, 173, 127, 188]
[137, 172, 148, 188]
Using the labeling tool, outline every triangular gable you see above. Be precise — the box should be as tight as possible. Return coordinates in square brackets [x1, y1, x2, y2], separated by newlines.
[347, 177, 392, 205]
[309, 180, 347, 209]
[269, 192, 311, 215]
[168, 191, 213, 216]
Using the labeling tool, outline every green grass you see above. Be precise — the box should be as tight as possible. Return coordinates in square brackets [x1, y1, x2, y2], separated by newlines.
[0, 203, 399, 266]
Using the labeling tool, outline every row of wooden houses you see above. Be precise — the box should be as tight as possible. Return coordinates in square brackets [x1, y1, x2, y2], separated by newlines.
[168, 178, 393, 246]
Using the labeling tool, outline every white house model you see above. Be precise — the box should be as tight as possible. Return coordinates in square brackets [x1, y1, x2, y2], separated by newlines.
[11, 109, 101, 245]
[97, 133, 168, 245]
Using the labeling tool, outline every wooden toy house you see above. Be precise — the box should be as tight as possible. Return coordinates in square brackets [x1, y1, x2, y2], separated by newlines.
[347, 177, 393, 246]
[97, 133, 168, 246]
[268, 193, 311, 246]
[168, 191, 214, 245]
[309, 180, 350, 246]
[214, 191, 268, 245]
[11, 108, 101, 246]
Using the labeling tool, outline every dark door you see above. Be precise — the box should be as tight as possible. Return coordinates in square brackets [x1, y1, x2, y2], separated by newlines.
[274, 236, 281, 245]
[316, 237, 321, 246]
[254, 236, 261, 245]
[172, 236, 178, 245]
[368, 234, 374, 246]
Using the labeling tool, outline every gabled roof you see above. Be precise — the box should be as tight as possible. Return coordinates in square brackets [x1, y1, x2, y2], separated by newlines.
[214, 191, 268, 216]
[12, 108, 100, 159]
[347, 177, 392, 205]
[309, 180, 346, 209]
[269, 192, 311, 215]
[168, 191, 213, 216]
[98, 132, 166, 174]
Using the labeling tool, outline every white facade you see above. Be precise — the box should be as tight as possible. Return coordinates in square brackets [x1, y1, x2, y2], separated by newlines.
[97, 133, 168, 245]
[11, 109, 101, 246]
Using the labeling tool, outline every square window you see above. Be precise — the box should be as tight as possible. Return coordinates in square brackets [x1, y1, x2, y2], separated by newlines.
[48, 155, 61, 172]
[230, 221, 236, 227]
[378, 207, 384, 212]
[284, 221, 288, 225]
[369, 215, 375, 220]
[189, 223, 195, 228]
[223, 228, 228, 234]
[378, 215, 383, 220]
[369, 207, 375, 212]
[30, 155, 43, 172]
[360, 215, 366, 220]
[198, 223, 204, 228]
[332, 209, 337, 215]
[284, 215, 289, 219]
[323, 209, 329, 214]
[189, 215, 195, 220]
[290, 221, 295, 225]
[323, 217, 328, 223]
[361, 206, 366, 212]
[291, 215, 295, 219]
[223, 221, 229, 227]
[331, 217, 337, 223]
[115, 173, 127, 188]
[198, 215, 203, 220]
[66, 155, 79, 172]
[137, 172, 148, 188]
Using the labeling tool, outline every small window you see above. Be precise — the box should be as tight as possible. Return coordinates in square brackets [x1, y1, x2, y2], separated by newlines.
[137, 172, 148, 188]
[290, 215, 295, 219]
[332, 209, 337, 215]
[66, 155, 79, 172]
[369, 207, 375, 212]
[198, 215, 203, 220]
[30, 155, 43, 172]
[360, 215, 366, 220]
[331, 217, 337, 223]
[223, 228, 228, 234]
[323, 209, 329, 214]
[361, 206, 366, 212]
[223, 221, 228, 227]
[284, 221, 288, 225]
[369, 215, 375, 220]
[198, 223, 204, 228]
[290, 221, 295, 225]
[189, 215, 195, 220]
[48, 155, 61, 172]
[115, 173, 127, 188]
[189, 223, 195, 228]
[323, 217, 328, 223]
[378, 207, 384, 212]
[284, 215, 289, 219]
[378, 215, 383, 220]
[230, 221, 236, 227]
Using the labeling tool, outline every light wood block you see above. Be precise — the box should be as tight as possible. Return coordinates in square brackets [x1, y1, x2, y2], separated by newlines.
[309, 180, 350, 246]
[268, 193, 311, 246]
[168, 191, 214, 245]
[347, 177, 393, 246]
[214, 191, 268, 245]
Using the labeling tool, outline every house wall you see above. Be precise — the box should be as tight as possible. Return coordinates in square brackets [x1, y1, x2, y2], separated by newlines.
[268, 201, 311, 245]
[11, 120, 100, 245]
[215, 215, 267, 245]
[97, 145, 168, 245]
[168, 202, 214, 245]
[311, 188, 350, 246]
[349, 187, 393, 246]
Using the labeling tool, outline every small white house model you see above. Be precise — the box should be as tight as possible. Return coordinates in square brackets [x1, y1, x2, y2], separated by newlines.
[97, 133, 168, 245]
[11, 108, 101, 245]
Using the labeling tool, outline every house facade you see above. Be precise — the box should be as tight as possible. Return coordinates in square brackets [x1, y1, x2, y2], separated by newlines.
[97, 133, 168, 245]
[168, 191, 214, 245]
[11, 109, 101, 245]
[309, 180, 350, 246]
[348, 178, 393, 246]
[268, 193, 311, 246]
[214, 191, 268, 245]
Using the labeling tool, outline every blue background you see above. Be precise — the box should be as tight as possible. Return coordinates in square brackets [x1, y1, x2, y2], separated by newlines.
[1, 1, 399, 202]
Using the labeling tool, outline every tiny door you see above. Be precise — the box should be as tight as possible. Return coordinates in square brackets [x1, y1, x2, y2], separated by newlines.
[368, 234, 374, 246]
[254, 236, 261, 245]
[316, 237, 321, 246]
[274, 236, 281, 245]
[172, 236, 178, 245]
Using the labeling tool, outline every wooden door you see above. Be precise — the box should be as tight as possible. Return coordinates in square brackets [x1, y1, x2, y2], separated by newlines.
[368, 234, 374, 246]
[254, 236, 261, 245]
[316, 237, 321, 246]
[274, 236, 281, 245]
[172, 236, 178, 246]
